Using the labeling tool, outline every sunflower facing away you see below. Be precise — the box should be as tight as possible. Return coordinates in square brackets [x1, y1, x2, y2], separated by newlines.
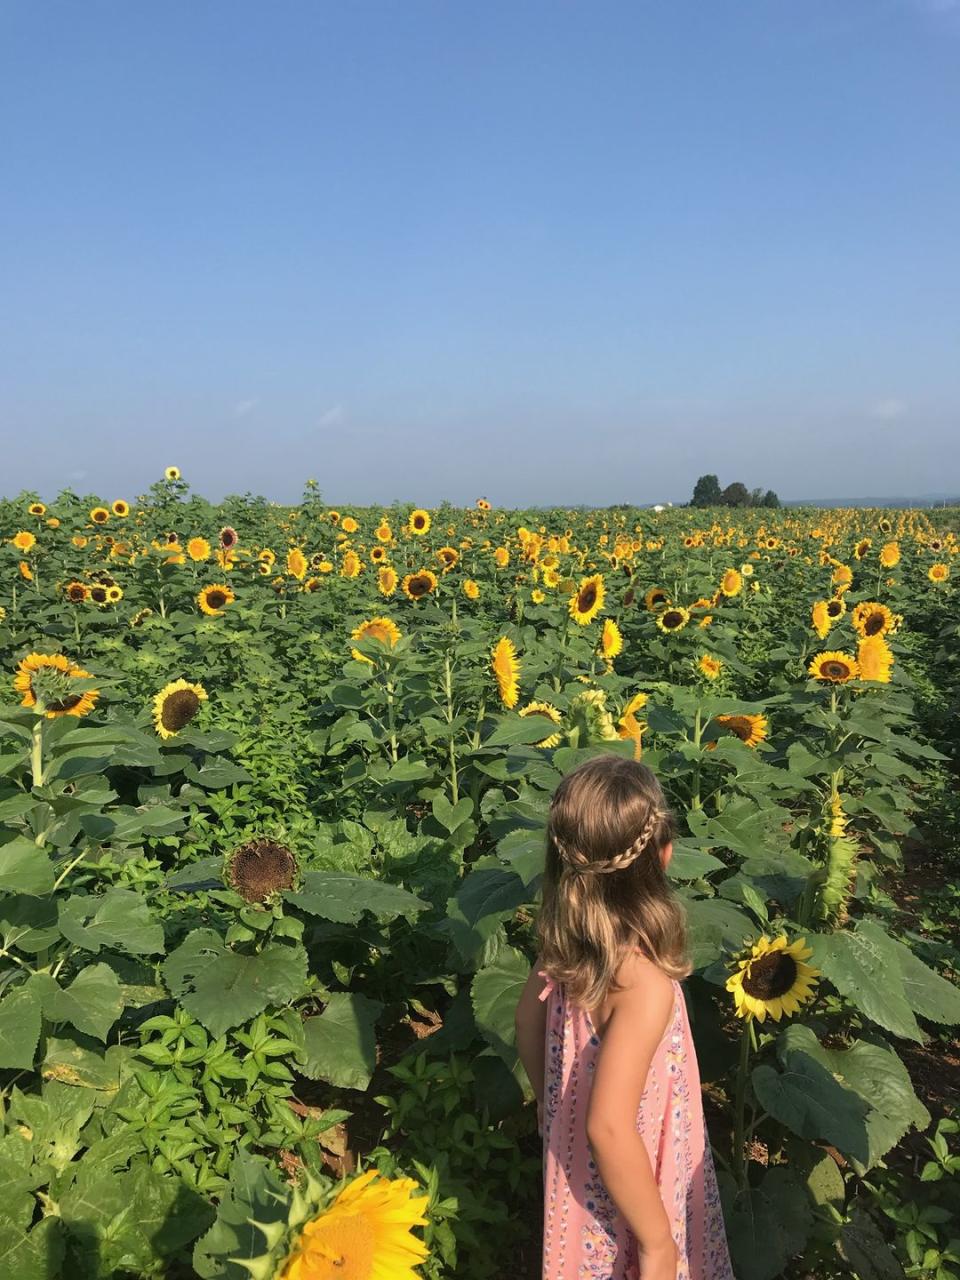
[857, 634, 894, 683]
[153, 679, 208, 738]
[599, 618, 623, 663]
[197, 584, 236, 616]
[14, 652, 100, 719]
[378, 567, 399, 597]
[491, 636, 520, 709]
[402, 570, 437, 601]
[698, 654, 722, 681]
[808, 651, 859, 683]
[719, 568, 743, 598]
[714, 713, 767, 748]
[279, 1168, 429, 1280]
[644, 586, 670, 612]
[518, 701, 563, 748]
[407, 509, 431, 537]
[351, 617, 401, 664]
[656, 605, 690, 634]
[569, 574, 605, 625]
[726, 934, 820, 1023]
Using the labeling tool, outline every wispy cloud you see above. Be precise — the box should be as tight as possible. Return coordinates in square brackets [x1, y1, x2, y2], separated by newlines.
[868, 398, 908, 421]
[318, 404, 344, 427]
[233, 398, 258, 417]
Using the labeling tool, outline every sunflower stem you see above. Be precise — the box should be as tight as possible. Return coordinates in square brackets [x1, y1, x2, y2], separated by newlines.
[30, 719, 45, 789]
[444, 652, 459, 805]
[385, 680, 399, 764]
[732, 1019, 753, 1189]
[690, 705, 703, 811]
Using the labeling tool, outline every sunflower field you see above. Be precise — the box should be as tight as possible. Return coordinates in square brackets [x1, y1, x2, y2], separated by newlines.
[1, 473, 959, 1280]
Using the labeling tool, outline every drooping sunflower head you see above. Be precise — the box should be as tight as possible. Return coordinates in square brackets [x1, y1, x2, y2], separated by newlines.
[407, 508, 431, 536]
[656, 605, 690, 634]
[13, 652, 100, 719]
[197, 584, 235, 616]
[153, 679, 208, 739]
[713, 712, 767, 748]
[224, 838, 299, 902]
[725, 934, 820, 1023]
[491, 636, 520, 708]
[808, 651, 859, 683]
[569, 573, 605, 625]
[851, 601, 893, 637]
[644, 586, 670, 613]
[518, 701, 563, 748]
[402, 570, 437, 601]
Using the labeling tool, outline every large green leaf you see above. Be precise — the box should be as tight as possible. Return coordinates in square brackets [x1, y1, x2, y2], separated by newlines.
[31, 964, 124, 1042]
[751, 1055, 871, 1163]
[806, 926, 922, 1042]
[287, 872, 426, 924]
[58, 889, 165, 957]
[0, 894, 59, 952]
[721, 1165, 813, 1280]
[0, 1216, 64, 1280]
[163, 931, 308, 1037]
[678, 894, 754, 970]
[193, 1153, 290, 1280]
[856, 919, 960, 1026]
[778, 1024, 930, 1171]
[300, 991, 383, 1089]
[839, 1206, 907, 1280]
[0, 985, 42, 1069]
[0, 837, 55, 896]
[471, 944, 529, 1067]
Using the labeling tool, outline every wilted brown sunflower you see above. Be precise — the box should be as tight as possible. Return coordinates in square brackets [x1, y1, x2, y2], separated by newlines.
[224, 838, 299, 902]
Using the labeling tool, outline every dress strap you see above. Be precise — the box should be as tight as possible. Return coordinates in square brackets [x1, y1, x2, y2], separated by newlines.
[537, 969, 556, 1001]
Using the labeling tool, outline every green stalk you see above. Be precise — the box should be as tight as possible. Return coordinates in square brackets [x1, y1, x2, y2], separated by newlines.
[30, 719, 45, 789]
[385, 679, 399, 764]
[691, 705, 703, 811]
[444, 652, 459, 805]
[732, 1019, 753, 1187]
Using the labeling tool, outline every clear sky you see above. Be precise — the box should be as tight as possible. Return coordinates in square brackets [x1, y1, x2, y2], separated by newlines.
[2, 0, 958, 506]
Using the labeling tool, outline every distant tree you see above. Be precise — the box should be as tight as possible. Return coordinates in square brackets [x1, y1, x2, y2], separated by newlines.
[720, 481, 750, 507]
[691, 474, 722, 507]
[762, 489, 781, 508]
[750, 487, 764, 507]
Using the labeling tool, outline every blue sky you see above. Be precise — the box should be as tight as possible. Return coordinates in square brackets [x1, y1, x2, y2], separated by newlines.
[2, 0, 958, 505]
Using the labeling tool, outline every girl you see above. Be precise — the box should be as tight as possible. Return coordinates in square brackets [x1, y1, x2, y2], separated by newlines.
[515, 755, 734, 1280]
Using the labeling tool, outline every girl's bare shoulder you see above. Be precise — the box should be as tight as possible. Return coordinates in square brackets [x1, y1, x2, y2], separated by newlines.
[611, 951, 676, 1010]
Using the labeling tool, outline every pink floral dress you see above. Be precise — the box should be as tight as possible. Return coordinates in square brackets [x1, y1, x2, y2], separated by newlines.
[538, 971, 734, 1280]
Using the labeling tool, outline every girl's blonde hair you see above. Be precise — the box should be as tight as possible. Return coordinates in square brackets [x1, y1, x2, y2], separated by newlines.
[537, 754, 692, 1009]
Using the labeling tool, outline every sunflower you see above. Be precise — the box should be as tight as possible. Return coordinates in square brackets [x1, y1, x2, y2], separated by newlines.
[375, 521, 392, 543]
[370, 545, 387, 564]
[881, 543, 901, 568]
[879, 517, 892, 534]
[164, 466, 181, 481]
[831, 564, 853, 591]
[47, 518, 60, 528]
[407, 509, 431, 536]
[341, 516, 359, 534]
[928, 562, 950, 583]
[436, 546, 459, 572]
[491, 636, 520, 709]
[402, 570, 437, 601]
[351, 617, 401, 664]
[318, 560, 334, 574]
[112, 499, 130, 517]
[90, 507, 110, 525]
[656, 606, 690, 633]
[279, 1169, 429, 1280]
[698, 654, 722, 681]
[378, 567, 399, 597]
[720, 568, 743, 598]
[130, 607, 153, 627]
[857, 635, 894, 683]
[259, 548, 277, 567]
[493, 546, 510, 568]
[64, 581, 89, 603]
[569, 574, 605, 625]
[13, 652, 100, 719]
[740, 562, 754, 577]
[808, 651, 859, 683]
[599, 618, 623, 662]
[287, 547, 308, 580]
[811, 600, 833, 640]
[643, 586, 670, 612]
[12, 530, 37, 552]
[106, 585, 123, 604]
[327, 510, 341, 524]
[714, 713, 767, 748]
[153, 679, 208, 738]
[19, 561, 33, 581]
[185, 537, 209, 562]
[853, 538, 871, 560]
[617, 692, 648, 760]
[197, 584, 235, 616]
[531, 588, 546, 604]
[463, 579, 480, 600]
[303, 577, 322, 592]
[88, 584, 109, 606]
[476, 497, 491, 510]
[518, 700, 563, 748]
[851, 601, 894, 637]
[225, 838, 299, 903]
[725, 934, 820, 1023]
[220, 526, 239, 550]
[28, 502, 46, 516]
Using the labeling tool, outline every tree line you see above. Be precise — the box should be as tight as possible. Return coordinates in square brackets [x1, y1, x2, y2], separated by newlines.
[690, 475, 780, 508]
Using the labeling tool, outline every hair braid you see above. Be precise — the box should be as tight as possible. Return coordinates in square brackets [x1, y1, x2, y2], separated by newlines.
[557, 806, 668, 875]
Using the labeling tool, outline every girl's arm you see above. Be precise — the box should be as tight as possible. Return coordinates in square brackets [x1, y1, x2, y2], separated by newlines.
[514, 963, 549, 1105]
[585, 961, 678, 1264]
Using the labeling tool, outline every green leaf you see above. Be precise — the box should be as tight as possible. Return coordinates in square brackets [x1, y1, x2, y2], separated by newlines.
[183, 760, 253, 790]
[471, 944, 529, 1067]
[496, 826, 546, 885]
[385, 757, 433, 782]
[857, 919, 960, 1026]
[807, 926, 922, 1042]
[193, 1153, 290, 1280]
[752, 1055, 871, 1163]
[0, 894, 59, 952]
[0, 1216, 64, 1280]
[0, 837, 55, 896]
[58, 889, 165, 957]
[431, 794, 474, 833]
[721, 1165, 813, 1280]
[839, 1206, 907, 1280]
[456, 866, 529, 926]
[287, 872, 426, 924]
[667, 842, 726, 880]
[42, 1036, 127, 1092]
[678, 895, 754, 970]
[0, 985, 42, 1070]
[300, 991, 383, 1089]
[163, 931, 308, 1038]
[31, 964, 124, 1042]
[483, 715, 558, 747]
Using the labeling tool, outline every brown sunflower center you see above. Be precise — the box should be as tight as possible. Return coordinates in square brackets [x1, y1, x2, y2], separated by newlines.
[822, 660, 850, 679]
[864, 613, 885, 636]
[227, 840, 298, 902]
[741, 951, 798, 1000]
[826, 601, 843, 618]
[206, 590, 227, 609]
[46, 694, 83, 713]
[662, 610, 684, 628]
[160, 689, 201, 732]
[408, 575, 431, 597]
[578, 584, 597, 612]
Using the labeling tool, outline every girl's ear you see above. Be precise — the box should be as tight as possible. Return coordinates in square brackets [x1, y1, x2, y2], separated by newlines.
[660, 840, 673, 869]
